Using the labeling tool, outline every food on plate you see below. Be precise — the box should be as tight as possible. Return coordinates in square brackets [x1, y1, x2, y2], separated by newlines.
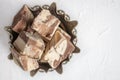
[6, 2, 80, 76]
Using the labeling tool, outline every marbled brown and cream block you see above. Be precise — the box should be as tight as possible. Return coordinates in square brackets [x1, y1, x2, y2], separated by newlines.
[32, 9, 60, 41]
[13, 31, 45, 59]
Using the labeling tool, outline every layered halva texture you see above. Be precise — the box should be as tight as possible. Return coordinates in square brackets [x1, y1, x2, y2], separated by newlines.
[10, 4, 76, 72]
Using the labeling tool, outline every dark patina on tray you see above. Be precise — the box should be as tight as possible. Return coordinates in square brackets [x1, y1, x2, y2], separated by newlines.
[5, 2, 80, 76]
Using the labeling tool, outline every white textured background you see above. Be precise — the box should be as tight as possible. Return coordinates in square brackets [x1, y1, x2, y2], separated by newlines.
[0, 0, 120, 80]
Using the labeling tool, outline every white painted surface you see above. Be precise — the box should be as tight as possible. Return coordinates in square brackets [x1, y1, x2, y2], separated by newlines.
[0, 0, 120, 80]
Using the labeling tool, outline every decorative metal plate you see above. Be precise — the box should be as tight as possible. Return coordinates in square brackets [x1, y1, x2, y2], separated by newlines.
[5, 2, 80, 76]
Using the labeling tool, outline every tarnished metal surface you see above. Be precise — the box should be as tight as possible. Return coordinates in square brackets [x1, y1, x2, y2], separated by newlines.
[5, 2, 80, 76]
